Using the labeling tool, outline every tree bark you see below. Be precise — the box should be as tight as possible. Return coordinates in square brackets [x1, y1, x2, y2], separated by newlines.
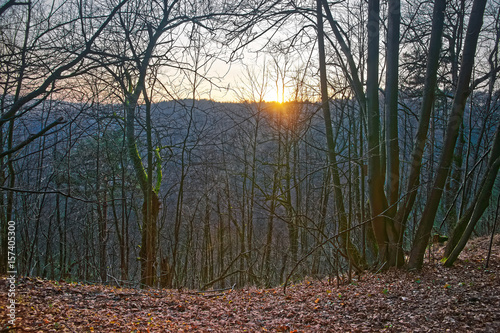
[385, 0, 400, 217]
[366, 0, 400, 268]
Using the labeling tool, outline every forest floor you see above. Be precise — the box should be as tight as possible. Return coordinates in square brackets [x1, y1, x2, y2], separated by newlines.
[1, 235, 500, 332]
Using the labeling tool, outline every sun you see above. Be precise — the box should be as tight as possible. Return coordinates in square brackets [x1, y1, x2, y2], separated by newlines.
[263, 85, 287, 103]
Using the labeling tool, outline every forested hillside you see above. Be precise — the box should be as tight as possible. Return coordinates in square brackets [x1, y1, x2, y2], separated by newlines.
[1, 0, 499, 294]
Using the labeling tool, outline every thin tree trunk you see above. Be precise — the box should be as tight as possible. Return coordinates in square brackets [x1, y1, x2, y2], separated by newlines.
[284, 128, 298, 265]
[444, 125, 500, 259]
[321, 0, 366, 115]
[317, 0, 364, 269]
[120, 137, 129, 282]
[263, 164, 278, 286]
[312, 168, 330, 276]
[216, 194, 225, 288]
[246, 115, 259, 285]
[443, 156, 500, 266]
[394, 0, 446, 245]
[385, 0, 400, 217]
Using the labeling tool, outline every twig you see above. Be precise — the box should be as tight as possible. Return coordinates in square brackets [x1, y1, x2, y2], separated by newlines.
[485, 194, 500, 269]
[194, 283, 236, 298]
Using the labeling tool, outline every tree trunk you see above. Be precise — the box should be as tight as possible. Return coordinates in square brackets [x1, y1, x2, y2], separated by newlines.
[317, 0, 364, 269]
[385, 0, 400, 217]
[408, 0, 488, 270]
[443, 156, 500, 266]
[365, 0, 401, 268]
[394, 0, 446, 249]
[321, 0, 366, 115]
[444, 125, 500, 261]
[263, 163, 278, 286]
[98, 194, 108, 284]
[125, 93, 159, 287]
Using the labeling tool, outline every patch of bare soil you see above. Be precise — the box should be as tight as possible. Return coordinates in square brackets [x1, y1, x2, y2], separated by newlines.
[2, 235, 500, 332]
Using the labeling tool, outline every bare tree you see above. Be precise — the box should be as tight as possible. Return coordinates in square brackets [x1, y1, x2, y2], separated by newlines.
[317, 0, 364, 270]
[0, 0, 129, 274]
[409, 0, 488, 270]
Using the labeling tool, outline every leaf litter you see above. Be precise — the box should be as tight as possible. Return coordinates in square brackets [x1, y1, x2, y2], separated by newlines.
[1, 235, 499, 332]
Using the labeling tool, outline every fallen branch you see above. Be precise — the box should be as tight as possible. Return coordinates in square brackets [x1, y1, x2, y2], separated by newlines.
[193, 284, 237, 298]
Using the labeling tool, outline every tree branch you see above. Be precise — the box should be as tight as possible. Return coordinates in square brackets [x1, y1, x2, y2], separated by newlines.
[0, 0, 130, 126]
[0, 0, 28, 17]
[0, 117, 65, 159]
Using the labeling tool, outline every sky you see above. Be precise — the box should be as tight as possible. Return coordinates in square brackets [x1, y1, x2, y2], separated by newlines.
[155, 8, 315, 104]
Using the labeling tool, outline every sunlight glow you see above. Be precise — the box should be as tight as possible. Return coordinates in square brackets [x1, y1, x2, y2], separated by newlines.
[263, 85, 288, 103]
